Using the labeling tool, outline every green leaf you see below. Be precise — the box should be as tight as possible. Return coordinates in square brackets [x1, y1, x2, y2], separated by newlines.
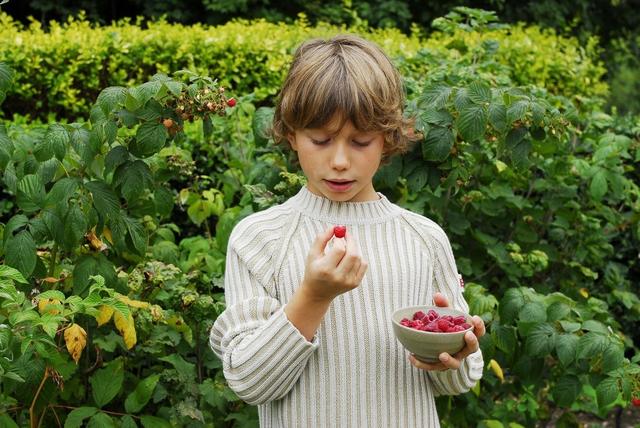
[140, 416, 172, 428]
[87, 412, 117, 428]
[518, 301, 547, 323]
[130, 122, 168, 158]
[488, 103, 507, 133]
[420, 84, 452, 108]
[16, 174, 46, 213]
[0, 62, 15, 93]
[96, 87, 126, 115]
[63, 406, 99, 428]
[69, 125, 91, 158]
[124, 216, 147, 255]
[595, 377, 619, 408]
[506, 100, 528, 124]
[555, 333, 579, 366]
[104, 146, 129, 176]
[124, 374, 161, 413]
[559, 321, 581, 333]
[422, 126, 454, 161]
[90, 359, 124, 408]
[491, 324, 517, 353]
[159, 354, 196, 382]
[499, 288, 525, 323]
[44, 177, 79, 209]
[0, 265, 28, 283]
[85, 181, 120, 221]
[420, 109, 453, 126]
[552, 375, 581, 407]
[0, 414, 19, 428]
[510, 138, 531, 170]
[546, 302, 571, 322]
[590, 169, 607, 200]
[120, 415, 138, 428]
[602, 343, 624, 372]
[525, 323, 556, 357]
[63, 203, 88, 250]
[154, 186, 174, 218]
[5, 230, 37, 278]
[115, 160, 153, 202]
[577, 332, 607, 359]
[45, 123, 70, 161]
[456, 104, 487, 142]
[252, 107, 274, 145]
[73, 254, 117, 296]
[468, 80, 492, 104]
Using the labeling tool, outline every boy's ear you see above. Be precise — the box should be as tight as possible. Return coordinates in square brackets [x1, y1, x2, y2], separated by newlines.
[287, 133, 298, 151]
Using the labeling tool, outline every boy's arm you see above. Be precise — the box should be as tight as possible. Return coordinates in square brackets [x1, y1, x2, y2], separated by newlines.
[209, 244, 319, 405]
[425, 227, 484, 396]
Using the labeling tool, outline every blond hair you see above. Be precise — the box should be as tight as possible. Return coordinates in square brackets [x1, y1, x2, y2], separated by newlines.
[272, 34, 416, 160]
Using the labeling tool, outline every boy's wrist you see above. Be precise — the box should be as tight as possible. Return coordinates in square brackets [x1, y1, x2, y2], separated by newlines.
[299, 281, 334, 306]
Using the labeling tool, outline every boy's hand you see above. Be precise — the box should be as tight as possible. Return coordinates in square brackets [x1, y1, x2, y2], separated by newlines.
[408, 292, 486, 371]
[300, 226, 368, 303]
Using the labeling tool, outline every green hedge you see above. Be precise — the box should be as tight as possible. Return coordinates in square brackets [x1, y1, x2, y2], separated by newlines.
[0, 12, 607, 120]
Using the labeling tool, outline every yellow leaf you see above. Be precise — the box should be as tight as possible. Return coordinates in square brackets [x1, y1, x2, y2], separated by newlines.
[64, 323, 87, 364]
[116, 294, 150, 309]
[102, 227, 113, 245]
[471, 380, 481, 397]
[38, 298, 61, 315]
[113, 311, 137, 349]
[579, 288, 589, 298]
[95, 305, 114, 327]
[489, 359, 504, 383]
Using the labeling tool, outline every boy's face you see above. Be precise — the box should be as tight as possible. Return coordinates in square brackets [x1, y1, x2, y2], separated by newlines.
[287, 116, 384, 202]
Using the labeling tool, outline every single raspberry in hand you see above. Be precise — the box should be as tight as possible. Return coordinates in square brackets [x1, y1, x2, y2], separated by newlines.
[333, 225, 346, 238]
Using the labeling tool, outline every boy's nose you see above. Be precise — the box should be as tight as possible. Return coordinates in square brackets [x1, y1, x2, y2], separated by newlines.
[330, 142, 350, 170]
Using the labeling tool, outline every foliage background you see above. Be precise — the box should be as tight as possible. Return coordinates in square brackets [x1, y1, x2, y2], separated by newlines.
[0, 1, 639, 428]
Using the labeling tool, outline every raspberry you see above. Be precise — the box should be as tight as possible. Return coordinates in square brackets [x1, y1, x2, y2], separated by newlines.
[633, 397, 640, 407]
[226, 97, 236, 107]
[162, 118, 174, 129]
[426, 310, 439, 321]
[413, 311, 426, 321]
[333, 225, 346, 238]
[437, 319, 451, 332]
[453, 316, 466, 325]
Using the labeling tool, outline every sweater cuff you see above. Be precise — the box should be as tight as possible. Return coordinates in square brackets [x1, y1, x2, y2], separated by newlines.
[428, 350, 484, 396]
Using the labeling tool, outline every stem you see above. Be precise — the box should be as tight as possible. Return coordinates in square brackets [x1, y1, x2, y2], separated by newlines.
[52, 405, 140, 419]
[48, 244, 58, 278]
[50, 405, 62, 428]
[196, 322, 203, 383]
[30, 367, 50, 428]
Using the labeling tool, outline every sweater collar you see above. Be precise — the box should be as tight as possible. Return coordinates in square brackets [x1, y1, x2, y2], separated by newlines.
[286, 185, 400, 224]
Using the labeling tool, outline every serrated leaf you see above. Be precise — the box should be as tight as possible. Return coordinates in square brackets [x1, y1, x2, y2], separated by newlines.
[95, 305, 114, 327]
[140, 416, 172, 428]
[63, 203, 88, 250]
[45, 177, 79, 209]
[555, 333, 579, 366]
[491, 324, 517, 353]
[16, 174, 46, 212]
[131, 122, 168, 158]
[64, 323, 87, 364]
[123, 216, 147, 255]
[488, 103, 507, 132]
[64, 406, 99, 428]
[507, 100, 529, 123]
[590, 169, 607, 200]
[0, 265, 28, 283]
[499, 288, 525, 323]
[87, 412, 116, 428]
[422, 126, 454, 161]
[456, 104, 487, 142]
[552, 375, 581, 407]
[525, 323, 556, 357]
[468, 81, 492, 104]
[5, 230, 37, 278]
[252, 107, 274, 145]
[602, 343, 624, 372]
[595, 377, 619, 408]
[420, 84, 452, 109]
[90, 359, 124, 408]
[124, 374, 161, 413]
[34, 124, 69, 161]
[96, 87, 126, 115]
[85, 181, 120, 221]
[546, 302, 571, 321]
[577, 332, 607, 359]
[104, 146, 129, 176]
[113, 311, 137, 349]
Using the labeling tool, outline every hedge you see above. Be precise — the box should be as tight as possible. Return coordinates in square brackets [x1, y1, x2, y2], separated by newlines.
[0, 12, 607, 120]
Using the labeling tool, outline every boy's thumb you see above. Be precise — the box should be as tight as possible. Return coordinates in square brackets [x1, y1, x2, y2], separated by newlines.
[309, 226, 335, 256]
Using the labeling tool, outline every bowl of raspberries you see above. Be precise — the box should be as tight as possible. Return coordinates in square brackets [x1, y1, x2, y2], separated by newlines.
[391, 305, 474, 363]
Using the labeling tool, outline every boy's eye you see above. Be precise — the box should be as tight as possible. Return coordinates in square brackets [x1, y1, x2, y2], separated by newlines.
[311, 138, 330, 145]
[353, 140, 371, 147]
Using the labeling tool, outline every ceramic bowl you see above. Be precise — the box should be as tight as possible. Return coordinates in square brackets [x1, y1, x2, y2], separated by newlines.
[391, 305, 473, 363]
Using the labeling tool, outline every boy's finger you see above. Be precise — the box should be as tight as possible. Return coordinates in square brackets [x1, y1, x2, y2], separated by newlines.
[309, 226, 336, 257]
[325, 239, 347, 266]
[433, 292, 450, 308]
[471, 315, 486, 337]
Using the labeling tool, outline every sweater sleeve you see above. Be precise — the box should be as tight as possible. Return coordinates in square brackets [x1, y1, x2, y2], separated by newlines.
[209, 222, 319, 405]
[425, 225, 484, 396]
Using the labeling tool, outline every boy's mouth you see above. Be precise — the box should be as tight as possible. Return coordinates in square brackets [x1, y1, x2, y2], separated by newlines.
[324, 179, 355, 192]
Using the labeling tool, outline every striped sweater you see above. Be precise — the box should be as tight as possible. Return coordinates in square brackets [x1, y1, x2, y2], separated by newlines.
[209, 186, 484, 427]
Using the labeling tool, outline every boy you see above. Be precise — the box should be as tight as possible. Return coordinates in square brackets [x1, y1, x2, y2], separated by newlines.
[210, 34, 485, 427]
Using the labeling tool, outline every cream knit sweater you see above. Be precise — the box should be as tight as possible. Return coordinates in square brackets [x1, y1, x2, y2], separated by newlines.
[210, 186, 484, 427]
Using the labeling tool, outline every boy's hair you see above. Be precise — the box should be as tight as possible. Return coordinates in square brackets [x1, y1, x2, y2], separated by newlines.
[272, 34, 416, 160]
